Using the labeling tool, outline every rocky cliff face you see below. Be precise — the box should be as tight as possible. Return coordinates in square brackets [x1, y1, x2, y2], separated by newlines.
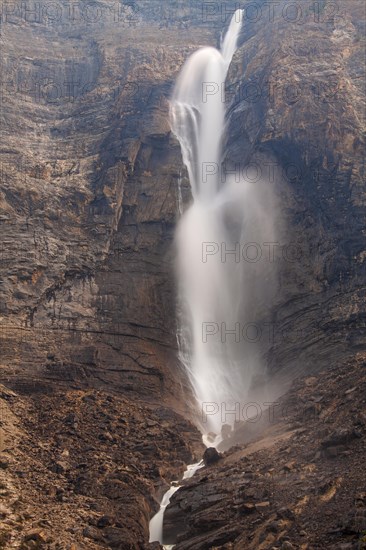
[224, 0, 365, 387]
[0, 0, 216, 404]
[0, 0, 365, 548]
[0, 3, 219, 546]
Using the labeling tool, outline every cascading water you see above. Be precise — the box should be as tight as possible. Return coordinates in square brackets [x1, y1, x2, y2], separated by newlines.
[171, 9, 277, 436]
[149, 461, 204, 545]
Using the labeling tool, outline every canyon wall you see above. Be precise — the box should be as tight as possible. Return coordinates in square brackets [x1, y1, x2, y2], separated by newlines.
[1, 0, 364, 411]
[0, 1, 365, 547]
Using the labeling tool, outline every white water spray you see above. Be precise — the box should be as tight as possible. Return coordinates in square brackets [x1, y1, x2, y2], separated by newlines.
[171, 10, 277, 436]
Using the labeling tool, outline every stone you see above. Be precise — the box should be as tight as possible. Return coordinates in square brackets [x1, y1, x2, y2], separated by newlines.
[0, 505, 10, 518]
[221, 424, 232, 440]
[277, 508, 295, 520]
[23, 530, 47, 544]
[203, 447, 221, 466]
[256, 501, 271, 510]
[283, 460, 296, 472]
[82, 526, 103, 542]
[240, 503, 256, 514]
[53, 461, 68, 474]
[266, 521, 279, 532]
[99, 431, 113, 442]
[97, 515, 113, 529]
[321, 428, 357, 448]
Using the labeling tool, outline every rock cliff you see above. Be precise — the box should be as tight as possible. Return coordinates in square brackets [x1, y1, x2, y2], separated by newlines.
[0, 0, 365, 548]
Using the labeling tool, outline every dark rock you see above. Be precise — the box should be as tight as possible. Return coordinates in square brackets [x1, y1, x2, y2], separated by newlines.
[97, 515, 113, 529]
[52, 461, 68, 474]
[240, 503, 256, 515]
[321, 428, 358, 448]
[266, 521, 279, 532]
[277, 508, 295, 520]
[22, 530, 47, 544]
[203, 447, 221, 466]
[82, 526, 103, 542]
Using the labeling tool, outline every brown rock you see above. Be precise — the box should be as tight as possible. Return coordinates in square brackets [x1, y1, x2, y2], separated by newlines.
[23, 530, 47, 544]
[256, 501, 271, 510]
[97, 515, 113, 528]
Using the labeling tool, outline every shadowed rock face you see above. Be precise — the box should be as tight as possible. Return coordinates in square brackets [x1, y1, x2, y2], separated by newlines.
[223, 0, 366, 387]
[0, 0, 365, 547]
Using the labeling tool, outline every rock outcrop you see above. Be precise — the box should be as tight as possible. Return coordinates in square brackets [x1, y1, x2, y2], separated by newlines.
[1, 0, 364, 419]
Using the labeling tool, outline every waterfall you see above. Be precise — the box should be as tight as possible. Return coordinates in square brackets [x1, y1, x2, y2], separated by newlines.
[170, 9, 278, 436]
[149, 8, 278, 546]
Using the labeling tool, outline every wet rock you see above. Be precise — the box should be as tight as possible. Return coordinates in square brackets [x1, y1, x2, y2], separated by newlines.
[203, 447, 221, 466]
[206, 433, 218, 444]
[221, 424, 232, 440]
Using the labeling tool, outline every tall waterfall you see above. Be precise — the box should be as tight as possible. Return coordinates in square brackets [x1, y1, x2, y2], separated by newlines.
[171, 10, 277, 436]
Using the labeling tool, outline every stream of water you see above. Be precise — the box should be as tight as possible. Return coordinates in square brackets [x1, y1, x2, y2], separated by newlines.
[149, 460, 204, 545]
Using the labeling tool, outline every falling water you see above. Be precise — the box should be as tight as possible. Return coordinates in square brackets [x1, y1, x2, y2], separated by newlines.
[171, 9, 277, 436]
